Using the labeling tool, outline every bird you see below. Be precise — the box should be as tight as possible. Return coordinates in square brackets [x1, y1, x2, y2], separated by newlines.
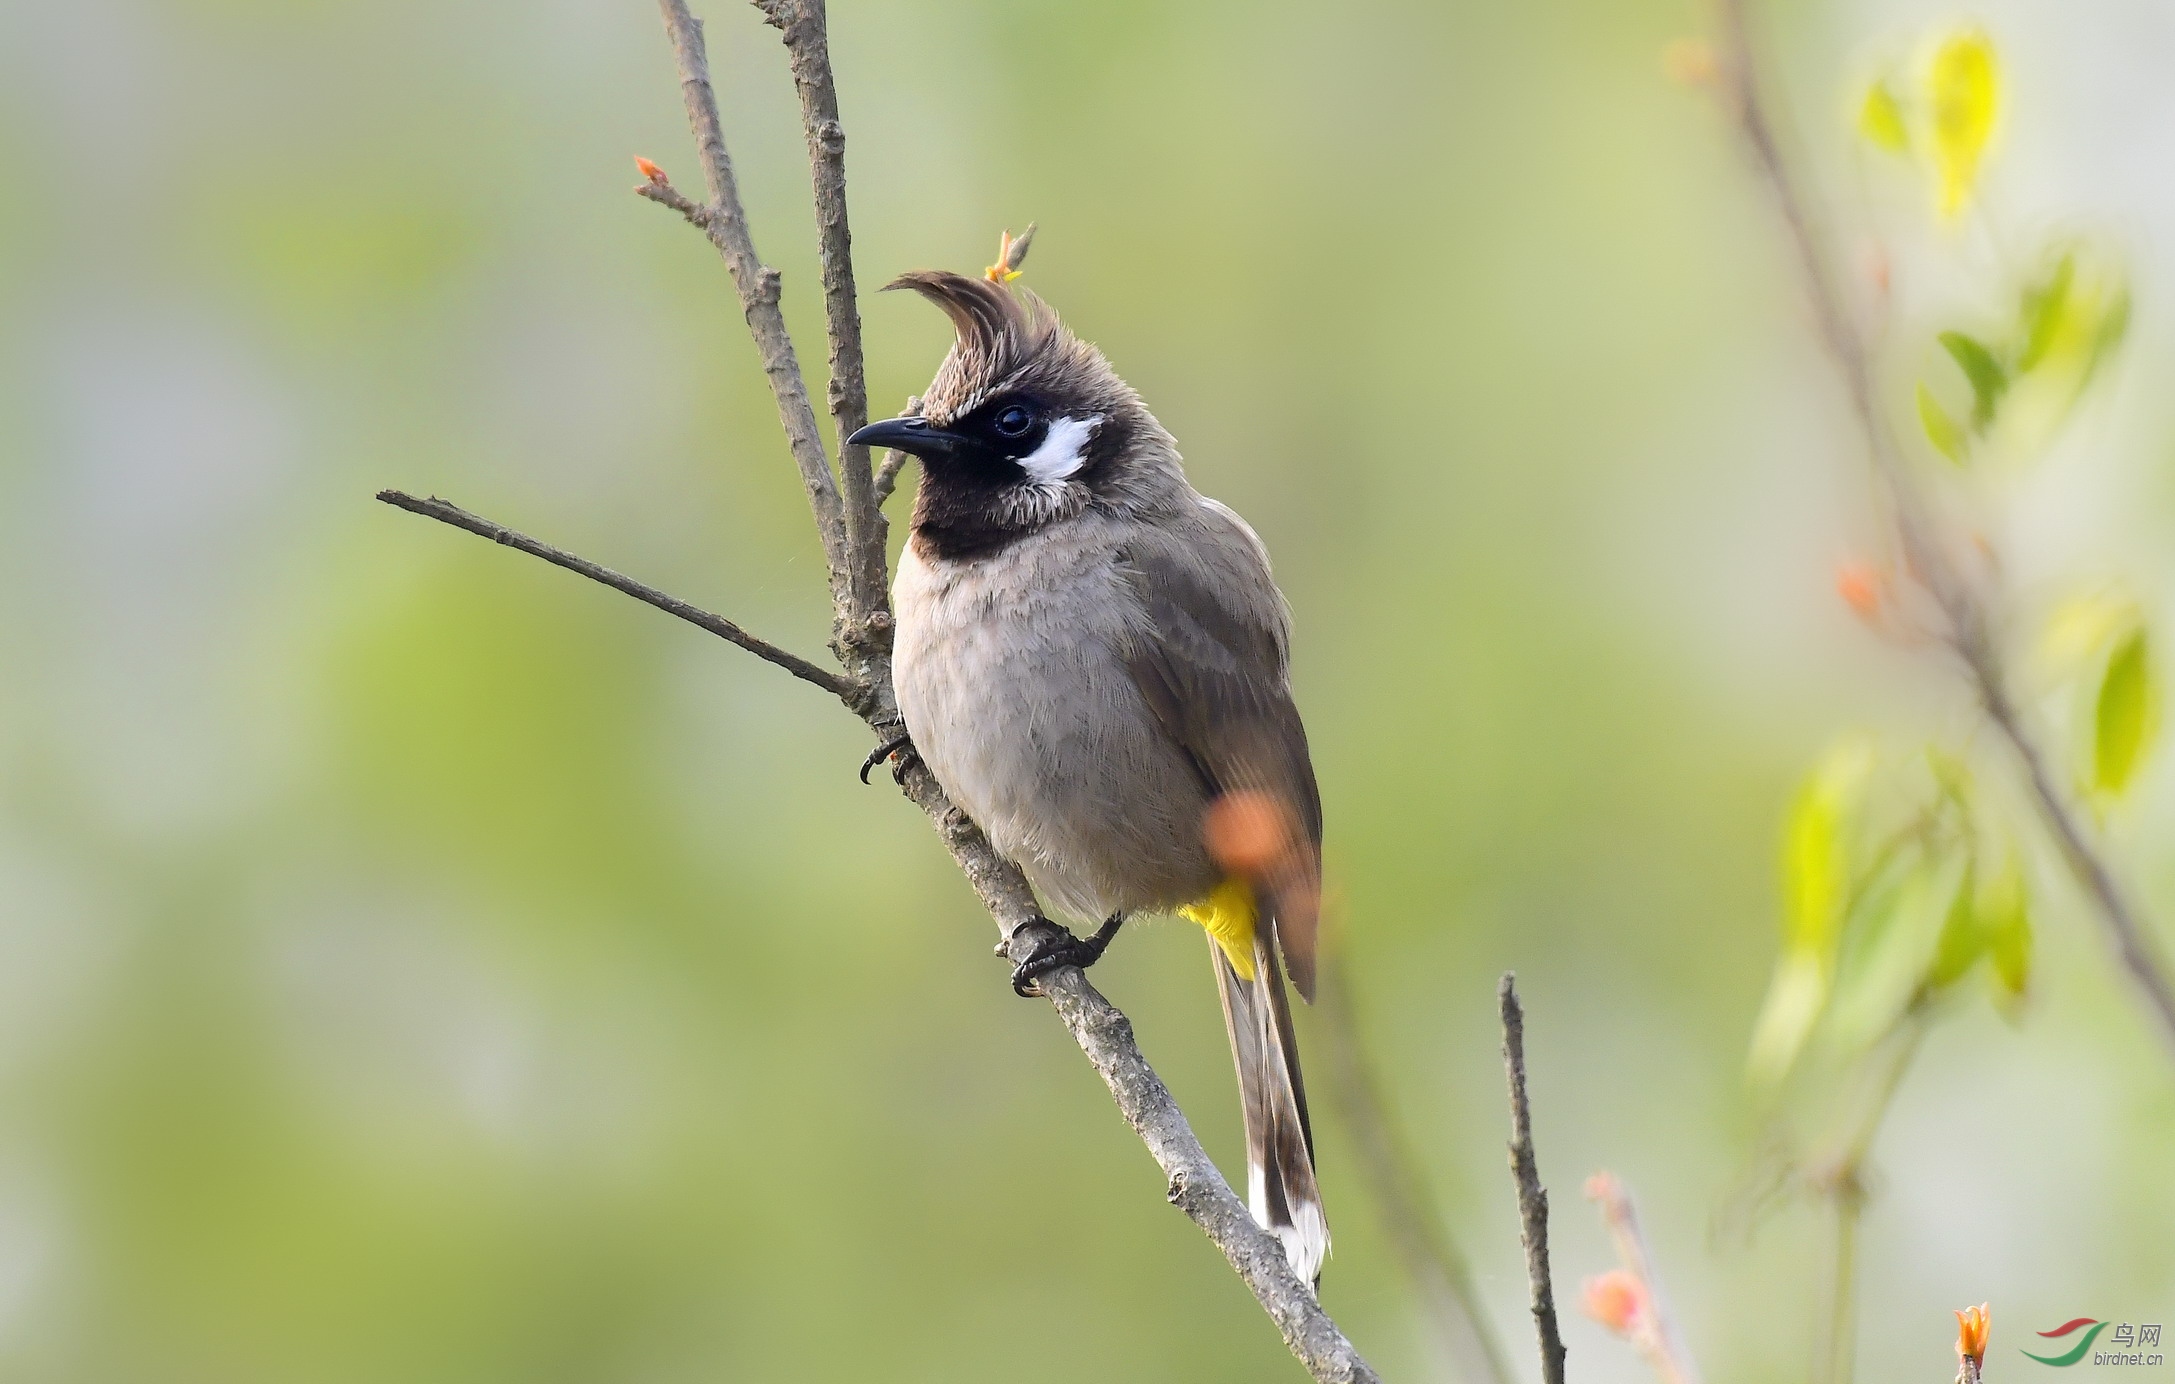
[849, 268, 1329, 1284]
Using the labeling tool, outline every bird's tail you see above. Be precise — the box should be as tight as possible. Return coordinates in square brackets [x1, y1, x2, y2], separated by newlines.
[1210, 922, 1329, 1284]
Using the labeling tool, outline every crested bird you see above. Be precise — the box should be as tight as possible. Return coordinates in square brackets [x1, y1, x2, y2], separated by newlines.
[850, 270, 1329, 1283]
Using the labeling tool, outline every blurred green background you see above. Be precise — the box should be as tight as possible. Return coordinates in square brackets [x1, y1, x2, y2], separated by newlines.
[2, 0, 2173, 1380]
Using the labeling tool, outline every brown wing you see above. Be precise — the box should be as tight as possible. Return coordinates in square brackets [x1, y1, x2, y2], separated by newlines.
[1117, 499, 1323, 998]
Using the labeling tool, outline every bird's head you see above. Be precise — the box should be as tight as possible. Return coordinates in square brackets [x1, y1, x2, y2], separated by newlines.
[850, 270, 1177, 559]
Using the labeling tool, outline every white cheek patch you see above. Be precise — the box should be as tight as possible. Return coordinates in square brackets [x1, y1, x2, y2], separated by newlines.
[1014, 414, 1101, 484]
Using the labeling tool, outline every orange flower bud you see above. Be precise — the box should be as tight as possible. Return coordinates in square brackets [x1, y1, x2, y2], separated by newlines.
[1956, 1304, 1990, 1368]
[1584, 1270, 1649, 1337]
[634, 156, 669, 185]
[1836, 561, 1883, 622]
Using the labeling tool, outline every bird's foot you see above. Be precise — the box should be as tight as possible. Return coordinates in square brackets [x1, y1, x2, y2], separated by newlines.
[859, 732, 918, 785]
[1009, 914, 1126, 998]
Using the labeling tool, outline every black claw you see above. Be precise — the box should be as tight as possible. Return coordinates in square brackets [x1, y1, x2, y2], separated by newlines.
[859, 733, 915, 785]
[1010, 914, 1127, 997]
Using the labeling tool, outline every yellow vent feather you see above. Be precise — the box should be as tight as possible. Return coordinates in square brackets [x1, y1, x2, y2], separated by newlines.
[1181, 877, 1259, 980]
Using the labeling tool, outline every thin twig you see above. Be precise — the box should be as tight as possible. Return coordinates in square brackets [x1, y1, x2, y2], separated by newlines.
[753, 0, 884, 624]
[633, 168, 711, 229]
[1501, 973, 1567, 1384]
[646, 0, 850, 609]
[1806, 1013, 1924, 1384]
[872, 395, 920, 507]
[1819, 1183, 1863, 1384]
[872, 449, 910, 506]
[1586, 1172, 1700, 1384]
[1021, 922, 1382, 1384]
[375, 490, 852, 698]
[1320, 958, 1515, 1384]
[1713, 0, 2175, 1055]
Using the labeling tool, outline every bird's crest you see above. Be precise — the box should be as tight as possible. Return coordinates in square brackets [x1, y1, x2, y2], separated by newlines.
[884, 270, 1061, 424]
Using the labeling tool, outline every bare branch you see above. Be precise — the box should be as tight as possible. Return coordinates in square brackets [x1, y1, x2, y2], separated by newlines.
[1009, 919, 1382, 1384]
[649, 0, 851, 606]
[872, 448, 911, 507]
[1714, 0, 2175, 1055]
[1319, 958, 1515, 1384]
[633, 170, 712, 228]
[871, 394, 919, 507]
[1586, 1171, 1701, 1384]
[376, 490, 854, 699]
[1976, 678, 2175, 1042]
[753, 0, 885, 623]
[1501, 973, 1567, 1384]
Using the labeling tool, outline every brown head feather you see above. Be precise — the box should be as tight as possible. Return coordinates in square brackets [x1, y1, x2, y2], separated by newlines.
[884, 270, 1062, 424]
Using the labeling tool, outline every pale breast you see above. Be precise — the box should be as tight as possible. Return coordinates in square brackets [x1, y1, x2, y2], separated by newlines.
[892, 522, 1220, 922]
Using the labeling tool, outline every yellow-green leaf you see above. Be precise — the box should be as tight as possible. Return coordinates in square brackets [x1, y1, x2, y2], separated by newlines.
[1928, 28, 1999, 217]
[1750, 738, 1875, 1083]
[1982, 856, 2032, 996]
[2095, 625, 2157, 795]
[1917, 382, 1968, 463]
[1928, 860, 1988, 989]
[1939, 331, 2009, 430]
[1858, 78, 1911, 153]
[2017, 253, 2075, 373]
[1747, 953, 1827, 1085]
[1829, 851, 1964, 1048]
[1782, 741, 1872, 956]
[2082, 283, 2132, 391]
[2043, 590, 2137, 674]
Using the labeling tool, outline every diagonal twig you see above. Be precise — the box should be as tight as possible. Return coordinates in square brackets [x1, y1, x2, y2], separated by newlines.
[1501, 973, 1567, 1384]
[753, 0, 884, 622]
[375, 490, 851, 698]
[871, 445, 911, 506]
[1711, 0, 2175, 1056]
[645, 0, 850, 609]
[871, 394, 920, 507]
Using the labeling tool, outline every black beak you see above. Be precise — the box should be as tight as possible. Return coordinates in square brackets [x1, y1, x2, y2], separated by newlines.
[847, 415, 974, 462]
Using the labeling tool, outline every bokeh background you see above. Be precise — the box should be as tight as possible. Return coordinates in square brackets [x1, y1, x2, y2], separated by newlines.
[2, 0, 2173, 1379]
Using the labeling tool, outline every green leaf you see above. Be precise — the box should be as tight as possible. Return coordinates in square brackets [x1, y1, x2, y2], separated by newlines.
[1939, 331, 2009, 430]
[1917, 382, 1968, 463]
[2082, 283, 2133, 391]
[1858, 78, 1911, 153]
[1748, 953, 1827, 1085]
[1829, 849, 1965, 1048]
[2095, 625, 2157, 796]
[2017, 252, 2075, 373]
[1983, 856, 2032, 997]
[1928, 860, 1988, 989]
[1749, 739, 1873, 1083]
[1782, 741, 1871, 956]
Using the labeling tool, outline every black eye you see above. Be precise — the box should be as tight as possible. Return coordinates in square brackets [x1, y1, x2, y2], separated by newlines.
[993, 404, 1035, 438]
